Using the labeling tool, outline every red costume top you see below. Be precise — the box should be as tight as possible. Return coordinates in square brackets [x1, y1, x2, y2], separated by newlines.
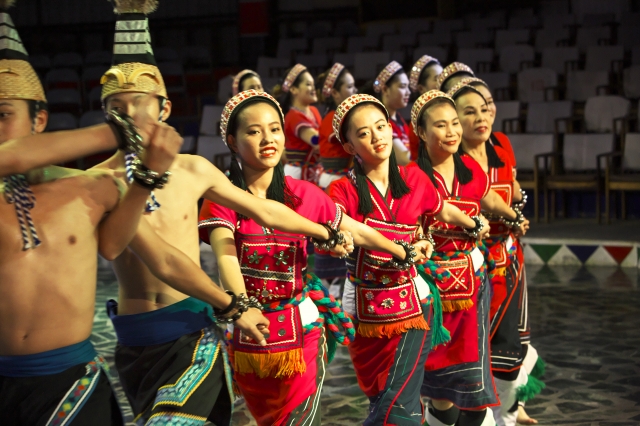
[390, 115, 411, 155]
[491, 131, 516, 169]
[284, 106, 321, 165]
[318, 110, 351, 173]
[328, 166, 443, 336]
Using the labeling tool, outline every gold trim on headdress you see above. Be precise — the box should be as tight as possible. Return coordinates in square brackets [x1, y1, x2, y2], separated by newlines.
[322, 62, 345, 98]
[220, 89, 284, 142]
[446, 77, 487, 100]
[0, 60, 46, 102]
[232, 69, 259, 96]
[373, 61, 403, 94]
[332, 94, 389, 144]
[410, 90, 455, 133]
[435, 62, 475, 91]
[409, 55, 439, 92]
[100, 62, 167, 100]
[281, 64, 307, 93]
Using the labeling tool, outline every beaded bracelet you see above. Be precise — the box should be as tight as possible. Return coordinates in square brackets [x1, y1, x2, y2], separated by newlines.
[131, 158, 171, 190]
[388, 240, 418, 270]
[463, 215, 485, 239]
[215, 293, 263, 324]
[311, 221, 345, 251]
[106, 110, 144, 154]
[501, 207, 525, 230]
[415, 232, 436, 247]
[512, 188, 528, 211]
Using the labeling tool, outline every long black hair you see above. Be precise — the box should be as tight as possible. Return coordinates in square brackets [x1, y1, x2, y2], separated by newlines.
[342, 103, 410, 215]
[226, 98, 302, 210]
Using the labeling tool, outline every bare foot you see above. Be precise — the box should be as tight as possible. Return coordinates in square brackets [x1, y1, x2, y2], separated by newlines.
[517, 406, 538, 425]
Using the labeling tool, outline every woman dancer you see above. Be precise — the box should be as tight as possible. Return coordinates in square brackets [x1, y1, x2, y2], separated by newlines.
[314, 62, 357, 297]
[366, 61, 413, 165]
[316, 62, 357, 189]
[232, 69, 263, 96]
[410, 90, 525, 426]
[327, 93, 485, 425]
[199, 90, 426, 426]
[459, 76, 545, 426]
[448, 80, 531, 426]
[273, 64, 322, 180]
[408, 55, 443, 161]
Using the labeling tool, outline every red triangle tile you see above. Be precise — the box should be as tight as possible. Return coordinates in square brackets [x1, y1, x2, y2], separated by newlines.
[603, 246, 633, 264]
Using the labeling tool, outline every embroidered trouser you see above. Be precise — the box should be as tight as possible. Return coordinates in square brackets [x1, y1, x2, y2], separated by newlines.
[233, 327, 326, 426]
[0, 358, 122, 426]
[349, 303, 434, 426]
[115, 325, 232, 426]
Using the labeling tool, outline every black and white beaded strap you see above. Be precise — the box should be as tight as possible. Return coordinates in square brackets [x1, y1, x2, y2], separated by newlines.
[124, 152, 160, 212]
[3, 175, 41, 250]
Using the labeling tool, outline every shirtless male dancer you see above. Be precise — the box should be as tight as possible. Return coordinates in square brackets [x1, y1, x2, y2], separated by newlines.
[0, 2, 183, 423]
[94, 2, 353, 424]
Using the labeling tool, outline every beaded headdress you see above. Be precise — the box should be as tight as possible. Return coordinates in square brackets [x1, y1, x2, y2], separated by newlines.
[446, 77, 487, 100]
[435, 62, 474, 91]
[321, 62, 345, 98]
[410, 90, 455, 133]
[232, 69, 259, 96]
[0, 0, 46, 102]
[373, 60, 403, 93]
[220, 89, 284, 143]
[409, 55, 440, 92]
[281, 63, 307, 93]
[101, 0, 167, 100]
[332, 94, 389, 144]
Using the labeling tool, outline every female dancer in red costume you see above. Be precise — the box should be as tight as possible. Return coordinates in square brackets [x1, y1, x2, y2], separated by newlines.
[327, 94, 484, 425]
[199, 90, 425, 425]
[273, 64, 322, 181]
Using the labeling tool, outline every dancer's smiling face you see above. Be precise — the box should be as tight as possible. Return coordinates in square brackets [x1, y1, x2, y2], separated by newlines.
[455, 90, 491, 144]
[227, 101, 285, 171]
[417, 100, 462, 157]
[342, 103, 393, 165]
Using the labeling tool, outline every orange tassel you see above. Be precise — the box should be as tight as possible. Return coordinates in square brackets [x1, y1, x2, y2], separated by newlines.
[234, 348, 306, 379]
[441, 298, 474, 313]
[357, 315, 429, 338]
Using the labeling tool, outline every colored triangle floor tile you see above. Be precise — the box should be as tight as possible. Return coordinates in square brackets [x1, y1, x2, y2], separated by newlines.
[548, 245, 581, 266]
[603, 246, 634, 265]
[566, 245, 599, 263]
[529, 244, 562, 263]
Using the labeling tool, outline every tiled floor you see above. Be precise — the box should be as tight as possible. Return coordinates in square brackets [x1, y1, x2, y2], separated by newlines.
[92, 262, 640, 426]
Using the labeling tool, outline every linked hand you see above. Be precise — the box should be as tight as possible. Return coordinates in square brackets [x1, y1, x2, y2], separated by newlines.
[515, 218, 530, 236]
[138, 123, 183, 175]
[413, 239, 433, 264]
[234, 308, 270, 347]
[478, 214, 491, 240]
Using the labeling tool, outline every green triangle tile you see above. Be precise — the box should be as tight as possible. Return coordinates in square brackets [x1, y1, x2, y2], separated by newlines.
[530, 244, 562, 263]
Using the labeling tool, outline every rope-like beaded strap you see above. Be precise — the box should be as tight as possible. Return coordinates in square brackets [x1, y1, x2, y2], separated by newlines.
[125, 152, 161, 212]
[3, 175, 41, 250]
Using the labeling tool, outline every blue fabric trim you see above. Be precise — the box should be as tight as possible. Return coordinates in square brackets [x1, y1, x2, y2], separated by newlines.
[0, 339, 96, 377]
[107, 297, 215, 347]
